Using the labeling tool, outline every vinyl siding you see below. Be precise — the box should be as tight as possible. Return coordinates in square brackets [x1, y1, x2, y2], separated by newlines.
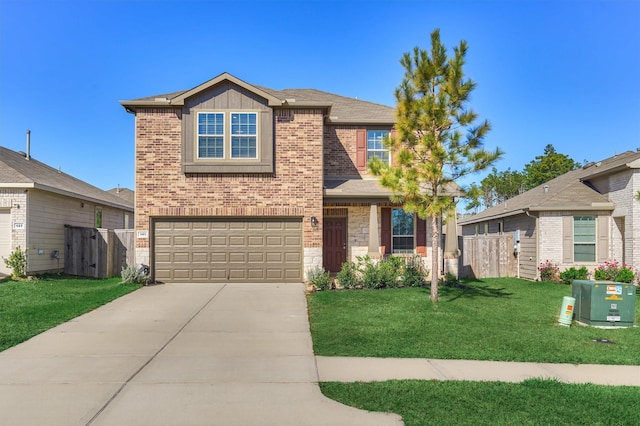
[26, 189, 128, 273]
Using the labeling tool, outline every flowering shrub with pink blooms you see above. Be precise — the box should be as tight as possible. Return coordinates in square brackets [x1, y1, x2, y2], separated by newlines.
[594, 259, 638, 284]
[538, 260, 559, 281]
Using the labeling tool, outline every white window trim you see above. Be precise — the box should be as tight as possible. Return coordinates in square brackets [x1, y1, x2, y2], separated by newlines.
[230, 111, 259, 160]
[195, 110, 260, 161]
[367, 130, 390, 165]
[573, 215, 596, 262]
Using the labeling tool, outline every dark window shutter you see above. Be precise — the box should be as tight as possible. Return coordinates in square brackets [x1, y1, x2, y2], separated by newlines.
[416, 216, 427, 255]
[356, 129, 367, 170]
[381, 207, 391, 254]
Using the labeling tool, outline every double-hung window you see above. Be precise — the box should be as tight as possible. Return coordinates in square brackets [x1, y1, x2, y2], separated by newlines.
[198, 113, 224, 159]
[197, 112, 258, 160]
[574, 216, 596, 262]
[392, 208, 414, 253]
[231, 113, 257, 158]
[367, 130, 390, 164]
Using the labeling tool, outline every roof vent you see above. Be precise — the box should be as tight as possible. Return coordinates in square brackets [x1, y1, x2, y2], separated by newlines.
[583, 161, 595, 169]
[543, 185, 549, 193]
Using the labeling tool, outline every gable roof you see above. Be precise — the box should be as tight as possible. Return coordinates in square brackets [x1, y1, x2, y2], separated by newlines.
[459, 150, 640, 225]
[120, 72, 395, 125]
[0, 146, 133, 211]
[107, 187, 135, 205]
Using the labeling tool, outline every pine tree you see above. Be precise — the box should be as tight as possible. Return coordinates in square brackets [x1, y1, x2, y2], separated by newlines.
[370, 29, 502, 303]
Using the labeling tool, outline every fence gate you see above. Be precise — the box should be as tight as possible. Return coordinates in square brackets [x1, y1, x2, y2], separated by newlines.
[64, 225, 104, 278]
[64, 225, 134, 278]
[460, 234, 515, 279]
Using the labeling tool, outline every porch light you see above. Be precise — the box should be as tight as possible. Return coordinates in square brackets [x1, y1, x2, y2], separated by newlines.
[310, 216, 319, 226]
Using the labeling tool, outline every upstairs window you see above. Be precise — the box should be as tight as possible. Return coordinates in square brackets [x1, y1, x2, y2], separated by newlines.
[198, 113, 224, 158]
[197, 112, 258, 160]
[392, 208, 414, 253]
[231, 113, 257, 158]
[367, 130, 390, 164]
[574, 216, 596, 262]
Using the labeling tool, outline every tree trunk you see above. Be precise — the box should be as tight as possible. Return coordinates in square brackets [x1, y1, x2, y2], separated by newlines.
[430, 213, 439, 303]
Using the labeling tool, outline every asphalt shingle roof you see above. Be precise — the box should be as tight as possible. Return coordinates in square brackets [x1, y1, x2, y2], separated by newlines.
[460, 150, 640, 225]
[0, 146, 133, 211]
[121, 73, 395, 124]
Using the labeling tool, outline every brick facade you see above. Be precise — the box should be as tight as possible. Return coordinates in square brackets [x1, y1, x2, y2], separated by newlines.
[134, 107, 324, 269]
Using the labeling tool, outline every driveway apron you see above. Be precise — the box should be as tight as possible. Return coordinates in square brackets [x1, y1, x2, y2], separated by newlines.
[0, 283, 402, 426]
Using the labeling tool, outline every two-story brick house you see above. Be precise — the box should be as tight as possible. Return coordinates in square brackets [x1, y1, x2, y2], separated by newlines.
[121, 72, 441, 283]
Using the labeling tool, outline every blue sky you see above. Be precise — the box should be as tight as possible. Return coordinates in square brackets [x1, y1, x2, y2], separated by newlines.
[1, 0, 639, 193]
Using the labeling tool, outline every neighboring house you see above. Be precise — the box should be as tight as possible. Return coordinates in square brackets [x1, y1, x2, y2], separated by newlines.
[459, 150, 640, 280]
[0, 146, 134, 276]
[120, 72, 455, 283]
[107, 186, 135, 206]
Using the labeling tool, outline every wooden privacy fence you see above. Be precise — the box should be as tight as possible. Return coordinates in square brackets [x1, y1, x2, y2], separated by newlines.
[459, 234, 516, 279]
[64, 225, 135, 278]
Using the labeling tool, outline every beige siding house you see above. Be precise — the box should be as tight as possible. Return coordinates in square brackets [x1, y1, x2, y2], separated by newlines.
[0, 146, 134, 276]
[121, 72, 458, 283]
[459, 150, 640, 280]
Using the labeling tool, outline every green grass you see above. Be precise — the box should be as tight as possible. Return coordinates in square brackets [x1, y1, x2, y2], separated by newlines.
[0, 275, 140, 351]
[320, 379, 640, 426]
[308, 278, 640, 365]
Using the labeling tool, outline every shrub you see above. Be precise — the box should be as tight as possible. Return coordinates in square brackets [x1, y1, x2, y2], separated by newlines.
[559, 266, 589, 285]
[538, 260, 559, 281]
[3, 246, 28, 278]
[355, 255, 403, 289]
[594, 260, 638, 283]
[439, 272, 459, 287]
[306, 266, 332, 291]
[403, 255, 426, 287]
[335, 261, 359, 289]
[358, 255, 383, 289]
[378, 258, 402, 288]
[121, 264, 148, 284]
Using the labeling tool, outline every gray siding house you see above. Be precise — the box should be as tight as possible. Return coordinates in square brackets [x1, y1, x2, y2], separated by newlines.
[0, 146, 134, 276]
[459, 150, 640, 281]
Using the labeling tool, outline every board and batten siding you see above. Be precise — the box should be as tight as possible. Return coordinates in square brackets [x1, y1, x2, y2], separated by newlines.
[26, 189, 129, 273]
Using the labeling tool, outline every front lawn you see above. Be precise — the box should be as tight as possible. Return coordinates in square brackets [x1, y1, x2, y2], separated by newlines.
[320, 379, 640, 426]
[308, 278, 640, 365]
[0, 275, 140, 351]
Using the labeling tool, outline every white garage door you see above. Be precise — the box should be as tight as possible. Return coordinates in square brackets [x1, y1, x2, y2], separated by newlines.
[0, 210, 11, 276]
[153, 218, 303, 283]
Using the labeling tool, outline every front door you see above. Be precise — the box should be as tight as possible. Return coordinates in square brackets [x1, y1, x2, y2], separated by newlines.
[323, 217, 347, 273]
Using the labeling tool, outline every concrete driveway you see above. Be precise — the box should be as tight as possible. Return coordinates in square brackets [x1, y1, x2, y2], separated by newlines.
[0, 283, 402, 426]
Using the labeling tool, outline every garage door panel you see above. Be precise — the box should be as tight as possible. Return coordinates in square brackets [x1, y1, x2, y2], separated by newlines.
[211, 253, 227, 263]
[247, 236, 264, 246]
[210, 269, 227, 279]
[229, 252, 246, 263]
[154, 218, 302, 283]
[229, 236, 245, 246]
[211, 236, 227, 246]
[192, 236, 209, 246]
[192, 252, 209, 262]
[266, 236, 282, 246]
[248, 252, 265, 263]
[285, 236, 301, 245]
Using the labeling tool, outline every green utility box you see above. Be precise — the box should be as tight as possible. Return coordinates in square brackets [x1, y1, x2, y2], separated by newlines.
[571, 280, 636, 327]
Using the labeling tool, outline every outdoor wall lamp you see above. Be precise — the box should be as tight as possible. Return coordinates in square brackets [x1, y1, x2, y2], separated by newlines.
[310, 216, 319, 226]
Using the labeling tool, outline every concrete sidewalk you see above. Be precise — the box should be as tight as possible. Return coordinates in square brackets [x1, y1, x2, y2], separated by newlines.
[316, 357, 640, 387]
[0, 283, 401, 426]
